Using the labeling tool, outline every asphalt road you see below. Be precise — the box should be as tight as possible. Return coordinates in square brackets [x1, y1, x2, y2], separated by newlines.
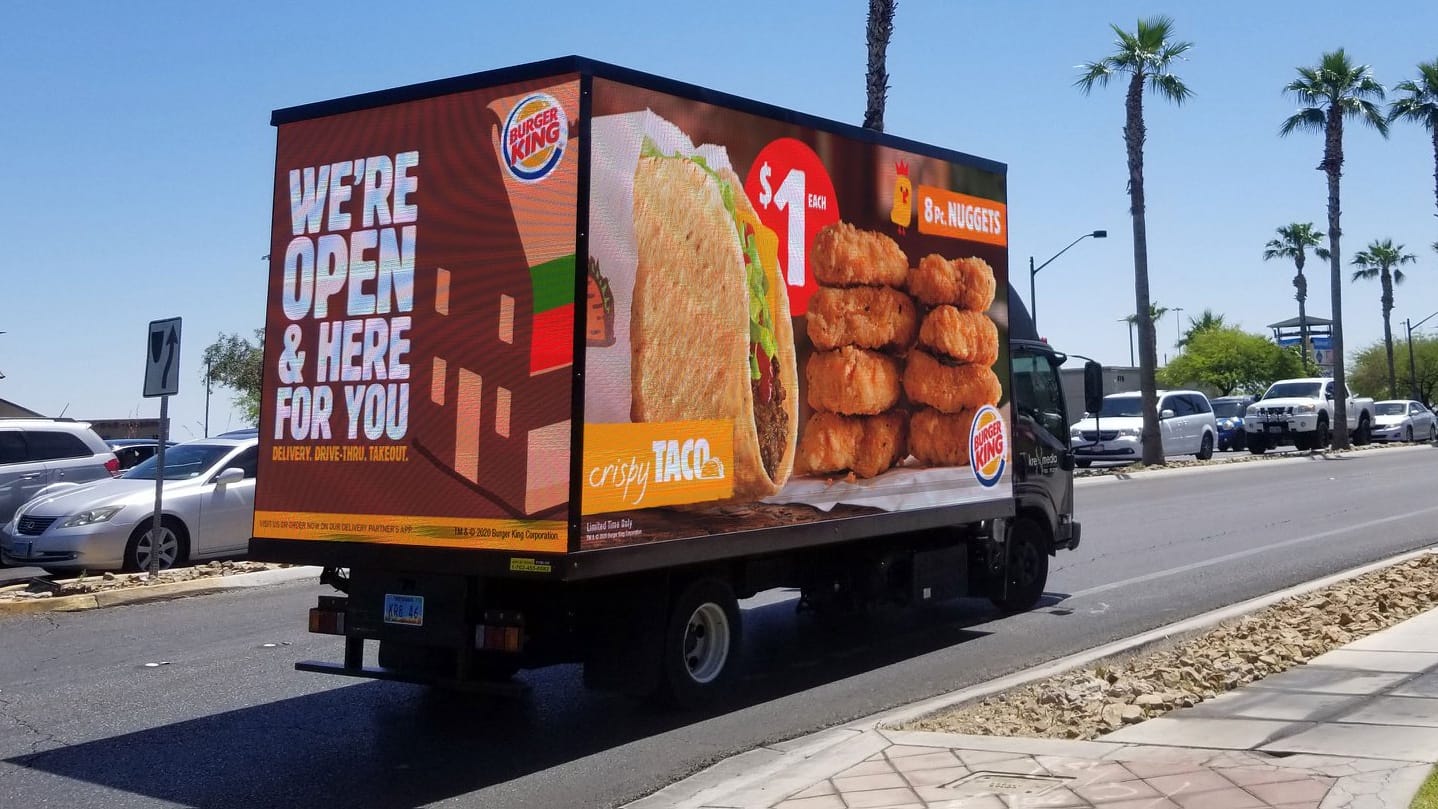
[2, 445, 1437, 808]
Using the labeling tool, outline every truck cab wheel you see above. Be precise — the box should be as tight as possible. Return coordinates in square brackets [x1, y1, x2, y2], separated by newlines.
[658, 577, 742, 709]
[1315, 418, 1330, 450]
[1247, 434, 1267, 455]
[990, 517, 1049, 613]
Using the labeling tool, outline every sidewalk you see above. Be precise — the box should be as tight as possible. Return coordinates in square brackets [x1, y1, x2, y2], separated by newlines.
[631, 608, 1438, 809]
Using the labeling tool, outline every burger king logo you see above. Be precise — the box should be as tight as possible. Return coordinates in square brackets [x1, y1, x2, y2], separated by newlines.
[969, 405, 1008, 488]
[501, 93, 568, 183]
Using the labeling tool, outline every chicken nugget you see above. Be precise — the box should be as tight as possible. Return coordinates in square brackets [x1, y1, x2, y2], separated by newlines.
[918, 305, 999, 365]
[806, 285, 918, 351]
[903, 350, 1002, 413]
[909, 407, 974, 467]
[812, 222, 909, 288]
[806, 347, 902, 415]
[908, 255, 996, 311]
[796, 410, 909, 479]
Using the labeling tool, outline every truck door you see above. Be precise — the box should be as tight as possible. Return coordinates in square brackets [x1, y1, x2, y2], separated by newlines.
[1010, 349, 1072, 524]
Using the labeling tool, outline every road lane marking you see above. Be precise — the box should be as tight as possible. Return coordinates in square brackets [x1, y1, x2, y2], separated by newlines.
[1065, 503, 1438, 601]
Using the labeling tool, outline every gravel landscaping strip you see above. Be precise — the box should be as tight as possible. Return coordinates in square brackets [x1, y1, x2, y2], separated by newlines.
[0, 561, 293, 602]
[905, 552, 1438, 740]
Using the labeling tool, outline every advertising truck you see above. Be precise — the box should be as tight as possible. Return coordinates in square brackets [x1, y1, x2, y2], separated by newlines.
[252, 57, 1094, 706]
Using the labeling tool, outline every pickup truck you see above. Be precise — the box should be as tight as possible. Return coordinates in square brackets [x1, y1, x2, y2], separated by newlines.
[1243, 377, 1375, 453]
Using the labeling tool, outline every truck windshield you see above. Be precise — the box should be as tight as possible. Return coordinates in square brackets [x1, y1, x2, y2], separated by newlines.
[1375, 402, 1407, 415]
[1212, 401, 1247, 418]
[1097, 396, 1143, 417]
[1263, 382, 1323, 400]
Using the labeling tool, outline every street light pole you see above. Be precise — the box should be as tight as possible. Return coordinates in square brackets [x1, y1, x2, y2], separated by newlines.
[1119, 317, 1135, 366]
[1174, 307, 1185, 348]
[1405, 310, 1438, 403]
[1029, 230, 1107, 330]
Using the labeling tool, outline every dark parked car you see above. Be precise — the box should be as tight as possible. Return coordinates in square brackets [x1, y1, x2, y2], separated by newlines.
[105, 439, 177, 471]
[1211, 395, 1256, 451]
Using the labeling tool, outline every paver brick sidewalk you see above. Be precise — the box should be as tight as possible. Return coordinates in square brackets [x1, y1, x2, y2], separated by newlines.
[631, 609, 1438, 809]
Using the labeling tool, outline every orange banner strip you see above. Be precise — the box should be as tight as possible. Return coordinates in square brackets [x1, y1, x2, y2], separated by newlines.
[253, 510, 566, 553]
[915, 186, 1008, 246]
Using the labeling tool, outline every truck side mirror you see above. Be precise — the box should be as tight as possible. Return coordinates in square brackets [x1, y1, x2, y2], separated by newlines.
[1083, 361, 1104, 415]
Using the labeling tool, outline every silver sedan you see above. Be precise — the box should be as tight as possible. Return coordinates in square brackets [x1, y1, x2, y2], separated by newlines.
[0, 437, 258, 571]
[1371, 400, 1438, 443]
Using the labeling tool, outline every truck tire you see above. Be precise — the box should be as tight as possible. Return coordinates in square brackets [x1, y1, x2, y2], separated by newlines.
[659, 577, 742, 708]
[1315, 417, 1330, 451]
[1293, 432, 1313, 452]
[990, 517, 1049, 613]
[1247, 434, 1267, 455]
[1354, 415, 1371, 445]
[1196, 432, 1214, 461]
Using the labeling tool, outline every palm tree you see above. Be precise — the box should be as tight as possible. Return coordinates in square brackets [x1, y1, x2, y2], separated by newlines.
[1178, 308, 1226, 348]
[1262, 223, 1331, 367]
[1078, 16, 1193, 466]
[1388, 60, 1438, 220]
[863, 0, 897, 131]
[1280, 50, 1388, 450]
[1351, 239, 1417, 398]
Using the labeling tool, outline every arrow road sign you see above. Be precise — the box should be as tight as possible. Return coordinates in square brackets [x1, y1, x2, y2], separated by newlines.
[144, 317, 182, 398]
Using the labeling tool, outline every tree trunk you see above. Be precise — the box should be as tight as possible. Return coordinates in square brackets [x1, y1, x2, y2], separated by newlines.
[1124, 74, 1163, 466]
[1432, 127, 1438, 221]
[1324, 109, 1349, 450]
[1382, 272, 1396, 399]
[1295, 257, 1310, 370]
[863, 0, 895, 132]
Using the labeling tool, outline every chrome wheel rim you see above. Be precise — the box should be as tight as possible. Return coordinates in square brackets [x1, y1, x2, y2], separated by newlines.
[683, 603, 731, 684]
[136, 527, 179, 571]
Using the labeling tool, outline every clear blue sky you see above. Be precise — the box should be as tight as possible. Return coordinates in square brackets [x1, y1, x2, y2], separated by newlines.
[4, 1, 1437, 437]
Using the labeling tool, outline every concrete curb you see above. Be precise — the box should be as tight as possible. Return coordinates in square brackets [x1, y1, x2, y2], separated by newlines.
[0, 566, 321, 617]
[1075, 442, 1433, 488]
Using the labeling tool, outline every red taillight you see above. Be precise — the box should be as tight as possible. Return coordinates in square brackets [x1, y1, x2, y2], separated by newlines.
[105, 457, 121, 477]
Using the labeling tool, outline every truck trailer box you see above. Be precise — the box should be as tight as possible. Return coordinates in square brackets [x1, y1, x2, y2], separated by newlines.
[252, 57, 1021, 581]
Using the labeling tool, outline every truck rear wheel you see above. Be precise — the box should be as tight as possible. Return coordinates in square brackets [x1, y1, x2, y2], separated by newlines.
[990, 517, 1049, 613]
[659, 577, 742, 708]
[1354, 416, 1371, 445]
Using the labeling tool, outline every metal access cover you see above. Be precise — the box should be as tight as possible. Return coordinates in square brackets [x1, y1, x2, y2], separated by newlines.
[940, 771, 1071, 798]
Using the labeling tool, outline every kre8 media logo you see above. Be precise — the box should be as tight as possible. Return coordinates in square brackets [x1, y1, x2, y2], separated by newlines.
[501, 93, 567, 183]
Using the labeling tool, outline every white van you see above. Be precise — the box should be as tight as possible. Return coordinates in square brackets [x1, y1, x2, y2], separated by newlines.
[1069, 390, 1218, 467]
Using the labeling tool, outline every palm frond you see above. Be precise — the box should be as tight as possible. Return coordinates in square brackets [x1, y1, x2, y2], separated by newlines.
[1352, 268, 1379, 282]
[1348, 98, 1391, 136]
[1280, 107, 1327, 136]
[1075, 59, 1116, 93]
[1394, 269, 1407, 285]
[1148, 72, 1193, 104]
[1315, 246, 1332, 261]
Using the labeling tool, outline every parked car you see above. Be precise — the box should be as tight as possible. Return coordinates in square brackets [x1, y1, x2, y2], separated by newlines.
[1070, 390, 1218, 467]
[1211, 395, 1256, 452]
[0, 419, 118, 526]
[105, 439, 176, 471]
[0, 436, 257, 571]
[1370, 400, 1437, 443]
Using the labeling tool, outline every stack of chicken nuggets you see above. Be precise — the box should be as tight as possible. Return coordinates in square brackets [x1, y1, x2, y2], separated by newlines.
[796, 222, 916, 478]
[904, 254, 1002, 466]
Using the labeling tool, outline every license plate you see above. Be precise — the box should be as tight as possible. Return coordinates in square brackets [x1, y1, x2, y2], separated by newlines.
[8, 541, 30, 559]
[1267, 425, 1282, 434]
[1093, 443, 1106, 452]
[383, 594, 424, 626]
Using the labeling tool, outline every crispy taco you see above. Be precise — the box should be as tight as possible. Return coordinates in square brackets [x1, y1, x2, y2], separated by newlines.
[630, 139, 798, 498]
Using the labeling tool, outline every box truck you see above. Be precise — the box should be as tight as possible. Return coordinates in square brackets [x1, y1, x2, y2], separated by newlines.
[252, 57, 1095, 706]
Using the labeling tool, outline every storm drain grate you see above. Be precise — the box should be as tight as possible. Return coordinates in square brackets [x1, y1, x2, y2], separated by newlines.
[940, 771, 1072, 799]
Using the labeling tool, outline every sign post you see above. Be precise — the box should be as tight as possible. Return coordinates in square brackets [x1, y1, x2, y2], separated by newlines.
[143, 317, 182, 576]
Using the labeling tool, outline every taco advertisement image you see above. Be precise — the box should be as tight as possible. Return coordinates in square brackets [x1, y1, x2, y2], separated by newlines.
[581, 79, 1012, 549]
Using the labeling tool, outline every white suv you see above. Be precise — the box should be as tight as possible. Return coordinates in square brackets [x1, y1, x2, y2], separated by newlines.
[1070, 390, 1218, 467]
[0, 420, 119, 525]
